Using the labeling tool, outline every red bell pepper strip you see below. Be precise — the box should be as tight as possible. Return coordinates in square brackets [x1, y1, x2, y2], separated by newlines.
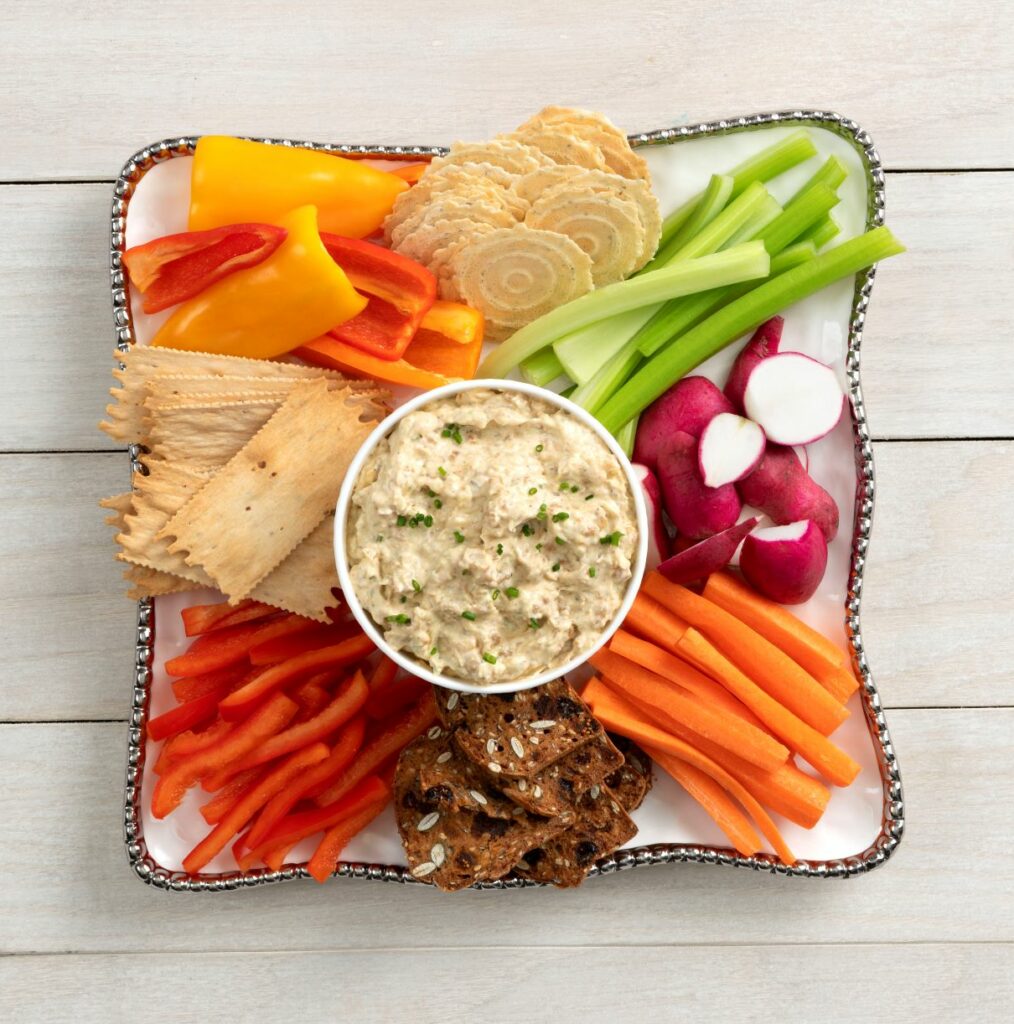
[170, 663, 250, 703]
[153, 719, 231, 775]
[315, 690, 437, 806]
[237, 774, 389, 871]
[307, 796, 391, 883]
[369, 656, 399, 691]
[292, 675, 337, 723]
[180, 599, 277, 637]
[319, 233, 436, 361]
[151, 693, 297, 819]
[123, 223, 286, 314]
[218, 633, 374, 722]
[248, 620, 361, 666]
[243, 716, 367, 850]
[364, 673, 428, 721]
[147, 689, 221, 743]
[164, 613, 316, 677]
[206, 671, 369, 788]
[184, 742, 331, 874]
[199, 767, 265, 825]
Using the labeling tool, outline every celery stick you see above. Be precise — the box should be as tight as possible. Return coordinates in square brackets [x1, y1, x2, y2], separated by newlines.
[723, 195, 783, 248]
[648, 174, 733, 269]
[799, 154, 848, 195]
[553, 186, 770, 384]
[634, 184, 838, 359]
[800, 214, 841, 249]
[570, 337, 642, 412]
[657, 129, 817, 249]
[520, 347, 567, 387]
[597, 227, 906, 434]
[477, 243, 770, 378]
[615, 414, 638, 457]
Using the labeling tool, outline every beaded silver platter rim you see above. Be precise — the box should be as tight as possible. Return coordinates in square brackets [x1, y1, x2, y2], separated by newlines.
[111, 110, 903, 892]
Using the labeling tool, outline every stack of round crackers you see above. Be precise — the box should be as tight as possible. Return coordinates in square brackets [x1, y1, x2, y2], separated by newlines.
[383, 107, 661, 341]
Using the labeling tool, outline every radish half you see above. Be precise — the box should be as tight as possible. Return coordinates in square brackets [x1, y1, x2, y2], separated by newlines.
[633, 376, 732, 469]
[698, 413, 766, 488]
[656, 431, 742, 540]
[631, 463, 670, 571]
[739, 519, 828, 604]
[657, 517, 758, 585]
[743, 352, 845, 445]
[724, 316, 783, 411]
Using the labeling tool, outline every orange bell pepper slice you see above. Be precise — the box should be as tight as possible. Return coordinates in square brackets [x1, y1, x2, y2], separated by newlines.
[295, 335, 453, 389]
[419, 300, 484, 345]
[189, 136, 407, 239]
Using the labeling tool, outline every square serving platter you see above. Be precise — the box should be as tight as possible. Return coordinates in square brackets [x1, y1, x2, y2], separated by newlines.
[111, 111, 904, 891]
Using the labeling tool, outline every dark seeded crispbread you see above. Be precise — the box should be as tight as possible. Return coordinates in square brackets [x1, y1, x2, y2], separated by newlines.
[517, 784, 637, 888]
[491, 733, 624, 817]
[437, 679, 605, 779]
[395, 731, 574, 892]
[604, 735, 653, 812]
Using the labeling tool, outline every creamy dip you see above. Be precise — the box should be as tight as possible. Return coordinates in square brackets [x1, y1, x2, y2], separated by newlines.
[346, 388, 638, 685]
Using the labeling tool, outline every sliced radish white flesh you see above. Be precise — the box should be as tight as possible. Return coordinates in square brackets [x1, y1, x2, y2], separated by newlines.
[631, 463, 670, 571]
[657, 517, 758, 585]
[698, 413, 766, 488]
[743, 352, 845, 446]
[792, 445, 809, 472]
[739, 519, 828, 605]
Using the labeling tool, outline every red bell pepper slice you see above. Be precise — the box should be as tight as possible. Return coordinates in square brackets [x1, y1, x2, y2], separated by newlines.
[243, 716, 367, 850]
[319, 233, 436, 361]
[204, 671, 369, 789]
[151, 693, 297, 819]
[238, 774, 389, 871]
[369, 655, 399, 691]
[123, 223, 286, 314]
[171, 663, 250, 703]
[184, 742, 331, 874]
[164, 613, 316, 677]
[147, 689, 221, 743]
[154, 719, 231, 775]
[307, 796, 391, 883]
[314, 689, 436, 806]
[364, 673, 428, 721]
[199, 767, 265, 825]
[218, 633, 374, 722]
[248, 620, 361, 666]
[180, 598, 277, 637]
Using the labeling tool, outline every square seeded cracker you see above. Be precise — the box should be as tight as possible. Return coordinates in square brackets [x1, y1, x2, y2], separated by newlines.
[436, 678, 605, 779]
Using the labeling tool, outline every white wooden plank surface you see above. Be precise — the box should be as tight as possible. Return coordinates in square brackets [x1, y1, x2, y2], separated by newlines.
[1, 173, 1011, 451]
[3, 441, 1009, 721]
[1, 710, 1011, 955]
[1, 1, 1012, 179]
[2, 945, 1012, 1024]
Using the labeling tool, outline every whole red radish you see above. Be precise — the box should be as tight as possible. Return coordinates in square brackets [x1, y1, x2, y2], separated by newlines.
[724, 316, 783, 411]
[656, 431, 742, 540]
[633, 376, 732, 470]
[737, 444, 839, 542]
[739, 520, 828, 604]
[631, 463, 670, 570]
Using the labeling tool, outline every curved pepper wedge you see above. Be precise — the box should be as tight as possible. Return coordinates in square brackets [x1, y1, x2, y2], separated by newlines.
[188, 136, 407, 239]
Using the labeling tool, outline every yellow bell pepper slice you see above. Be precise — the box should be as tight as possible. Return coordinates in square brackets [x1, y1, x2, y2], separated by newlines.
[188, 136, 408, 239]
[151, 205, 366, 359]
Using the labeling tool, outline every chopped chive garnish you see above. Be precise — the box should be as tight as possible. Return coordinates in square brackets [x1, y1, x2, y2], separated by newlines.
[551, 563, 561, 572]
[441, 423, 463, 444]
[412, 579, 422, 592]
[528, 486, 538, 495]
[521, 524, 533, 537]
[462, 610, 476, 621]
[599, 531, 623, 546]
[433, 498, 442, 509]
[496, 543, 504, 556]
[396, 515, 407, 527]
[505, 587, 520, 599]
[437, 466, 447, 478]
[559, 481, 570, 491]
[588, 566, 597, 578]
[570, 485, 579, 493]
[482, 652, 497, 665]
[529, 618, 542, 630]
[424, 514, 433, 527]
[535, 543, 543, 551]
[425, 487, 437, 498]
[454, 530, 465, 544]
[584, 493, 595, 501]
[537, 503, 548, 521]
[552, 511, 569, 523]
[555, 536, 566, 545]
[429, 646, 438, 656]
[400, 596, 407, 604]
[535, 444, 544, 452]
[491, 588, 500, 601]
[385, 614, 411, 625]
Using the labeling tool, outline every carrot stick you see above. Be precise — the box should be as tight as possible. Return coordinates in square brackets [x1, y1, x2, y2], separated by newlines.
[647, 750, 761, 857]
[307, 797, 390, 883]
[608, 629, 765, 729]
[183, 742, 330, 873]
[592, 671, 828, 828]
[677, 627, 860, 787]
[816, 662, 861, 704]
[199, 767, 264, 825]
[584, 679, 795, 864]
[703, 572, 846, 676]
[588, 648, 789, 772]
[641, 573, 848, 736]
[623, 593, 689, 652]
[243, 716, 367, 850]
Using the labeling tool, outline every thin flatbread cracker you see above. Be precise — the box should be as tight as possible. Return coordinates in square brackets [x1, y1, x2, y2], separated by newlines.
[124, 564, 193, 600]
[160, 379, 373, 601]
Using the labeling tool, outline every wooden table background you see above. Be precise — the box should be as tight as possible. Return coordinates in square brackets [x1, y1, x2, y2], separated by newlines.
[1, 2, 1012, 1020]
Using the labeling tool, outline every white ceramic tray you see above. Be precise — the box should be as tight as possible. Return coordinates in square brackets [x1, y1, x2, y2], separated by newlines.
[113, 112, 904, 890]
